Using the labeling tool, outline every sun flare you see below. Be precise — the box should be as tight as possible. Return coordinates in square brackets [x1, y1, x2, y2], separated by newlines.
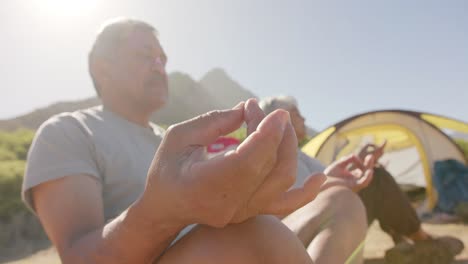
[33, 0, 98, 18]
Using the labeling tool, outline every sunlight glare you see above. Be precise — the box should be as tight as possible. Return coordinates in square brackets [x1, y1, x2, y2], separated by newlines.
[33, 0, 98, 18]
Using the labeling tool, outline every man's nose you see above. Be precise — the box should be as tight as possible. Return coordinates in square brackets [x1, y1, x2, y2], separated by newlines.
[152, 56, 166, 75]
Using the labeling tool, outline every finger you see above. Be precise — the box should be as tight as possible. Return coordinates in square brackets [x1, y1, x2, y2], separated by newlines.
[167, 102, 245, 147]
[246, 118, 298, 207]
[375, 140, 387, 159]
[329, 167, 359, 179]
[337, 154, 366, 171]
[379, 140, 387, 150]
[236, 109, 288, 158]
[350, 168, 364, 179]
[363, 153, 376, 170]
[261, 173, 327, 215]
[245, 98, 266, 135]
[189, 110, 289, 194]
[350, 154, 375, 179]
[354, 169, 374, 192]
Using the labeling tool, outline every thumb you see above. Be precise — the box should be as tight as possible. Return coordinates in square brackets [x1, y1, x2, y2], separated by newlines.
[262, 173, 326, 216]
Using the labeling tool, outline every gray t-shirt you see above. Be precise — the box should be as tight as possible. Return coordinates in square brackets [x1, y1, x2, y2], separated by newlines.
[292, 150, 326, 189]
[22, 106, 164, 221]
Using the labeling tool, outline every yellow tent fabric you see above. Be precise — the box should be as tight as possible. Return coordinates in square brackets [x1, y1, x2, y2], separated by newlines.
[302, 110, 467, 210]
[422, 114, 468, 133]
[302, 127, 335, 157]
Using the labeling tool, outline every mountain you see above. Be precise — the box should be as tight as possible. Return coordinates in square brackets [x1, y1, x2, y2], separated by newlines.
[151, 72, 228, 124]
[0, 97, 101, 131]
[200, 68, 257, 108]
[0, 69, 257, 131]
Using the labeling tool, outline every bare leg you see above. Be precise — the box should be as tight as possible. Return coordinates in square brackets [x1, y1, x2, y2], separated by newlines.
[283, 186, 367, 264]
[157, 215, 313, 264]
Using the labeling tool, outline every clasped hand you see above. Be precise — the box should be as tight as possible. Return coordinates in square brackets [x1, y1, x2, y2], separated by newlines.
[142, 99, 326, 228]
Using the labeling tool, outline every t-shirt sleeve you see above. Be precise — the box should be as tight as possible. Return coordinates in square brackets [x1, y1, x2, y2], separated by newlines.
[22, 114, 101, 212]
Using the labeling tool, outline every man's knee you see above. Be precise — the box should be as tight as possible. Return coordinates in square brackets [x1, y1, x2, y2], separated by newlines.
[296, 186, 367, 226]
[283, 186, 367, 243]
[326, 186, 367, 230]
[158, 215, 311, 264]
[310, 187, 368, 263]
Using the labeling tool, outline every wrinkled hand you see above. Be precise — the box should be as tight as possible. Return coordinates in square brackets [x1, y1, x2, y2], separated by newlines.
[322, 154, 376, 192]
[142, 99, 325, 229]
[357, 140, 387, 163]
[230, 100, 326, 222]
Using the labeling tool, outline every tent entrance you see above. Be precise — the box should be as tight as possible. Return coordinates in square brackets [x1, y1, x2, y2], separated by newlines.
[333, 124, 435, 207]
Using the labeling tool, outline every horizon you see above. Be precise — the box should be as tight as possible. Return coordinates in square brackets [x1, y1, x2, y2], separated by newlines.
[2, 0, 468, 130]
[2, 67, 467, 132]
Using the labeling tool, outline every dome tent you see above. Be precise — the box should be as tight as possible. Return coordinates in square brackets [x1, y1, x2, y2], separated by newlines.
[302, 110, 468, 209]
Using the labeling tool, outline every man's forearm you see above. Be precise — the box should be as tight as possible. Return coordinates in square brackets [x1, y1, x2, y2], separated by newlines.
[62, 198, 183, 264]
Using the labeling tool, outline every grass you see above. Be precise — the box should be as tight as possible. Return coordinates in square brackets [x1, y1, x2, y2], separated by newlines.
[0, 160, 27, 222]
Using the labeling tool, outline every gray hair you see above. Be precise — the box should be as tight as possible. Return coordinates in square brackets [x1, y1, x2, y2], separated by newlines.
[259, 95, 298, 115]
[88, 17, 157, 96]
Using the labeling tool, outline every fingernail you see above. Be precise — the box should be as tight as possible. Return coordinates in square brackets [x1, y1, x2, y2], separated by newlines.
[277, 110, 289, 131]
[247, 98, 258, 104]
[244, 98, 258, 110]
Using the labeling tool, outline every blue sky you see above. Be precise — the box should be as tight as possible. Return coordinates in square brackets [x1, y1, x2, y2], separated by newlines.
[1, 0, 467, 130]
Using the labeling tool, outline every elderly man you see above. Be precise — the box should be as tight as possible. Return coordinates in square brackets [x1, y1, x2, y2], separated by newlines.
[23, 17, 378, 264]
[260, 96, 369, 263]
[260, 95, 464, 264]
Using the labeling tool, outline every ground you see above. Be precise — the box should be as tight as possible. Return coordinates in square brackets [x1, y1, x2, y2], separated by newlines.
[4, 222, 468, 264]
[364, 221, 468, 264]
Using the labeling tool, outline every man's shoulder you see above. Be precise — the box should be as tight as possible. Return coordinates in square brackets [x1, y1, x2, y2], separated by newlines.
[38, 106, 104, 135]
